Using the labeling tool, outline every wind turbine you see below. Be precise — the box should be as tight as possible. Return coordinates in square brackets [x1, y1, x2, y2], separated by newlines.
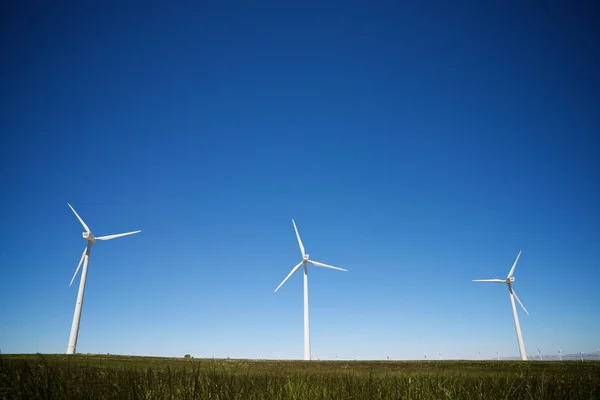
[66, 203, 141, 355]
[273, 219, 347, 361]
[537, 348, 542, 361]
[473, 251, 529, 361]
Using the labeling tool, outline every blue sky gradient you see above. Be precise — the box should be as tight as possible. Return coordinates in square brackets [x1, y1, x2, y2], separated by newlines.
[1, 1, 599, 360]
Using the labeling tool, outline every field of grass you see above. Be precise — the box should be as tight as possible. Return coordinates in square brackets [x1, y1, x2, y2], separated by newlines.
[1, 354, 599, 399]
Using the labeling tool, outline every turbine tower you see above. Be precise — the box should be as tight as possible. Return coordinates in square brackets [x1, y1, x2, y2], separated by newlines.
[473, 251, 529, 361]
[274, 219, 347, 361]
[66, 203, 141, 354]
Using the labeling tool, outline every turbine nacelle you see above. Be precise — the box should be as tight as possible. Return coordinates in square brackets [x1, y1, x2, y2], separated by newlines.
[507, 276, 515, 283]
[82, 232, 96, 242]
[303, 254, 310, 261]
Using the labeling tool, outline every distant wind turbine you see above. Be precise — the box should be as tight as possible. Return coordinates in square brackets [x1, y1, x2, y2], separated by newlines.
[274, 219, 347, 361]
[496, 351, 500, 361]
[537, 348, 542, 361]
[558, 349, 562, 361]
[66, 203, 141, 354]
[580, 351, 584, 361]
[473, 251, 529, 360]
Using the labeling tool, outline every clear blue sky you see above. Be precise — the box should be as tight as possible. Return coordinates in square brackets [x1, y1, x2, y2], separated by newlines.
[1, 1, 598, 360]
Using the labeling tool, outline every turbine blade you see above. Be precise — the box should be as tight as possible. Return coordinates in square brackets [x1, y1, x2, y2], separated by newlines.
[308, 260, 347, 272]
[511, 288, 529, 315]
[96, 230, 141, 240]
[507, 250, 522, 278]
[274, 261, 303, 293]
[292, 219, 305, 258]
[68, 203, 90, 233]
[472, 279, 505, 283]
[69, 247, 87, 287]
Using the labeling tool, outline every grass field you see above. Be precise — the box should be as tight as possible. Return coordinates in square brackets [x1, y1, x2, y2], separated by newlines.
[1, 354, 599, 399]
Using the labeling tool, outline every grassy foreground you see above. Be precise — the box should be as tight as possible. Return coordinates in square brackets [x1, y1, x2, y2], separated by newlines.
[1, 354, 599, 399]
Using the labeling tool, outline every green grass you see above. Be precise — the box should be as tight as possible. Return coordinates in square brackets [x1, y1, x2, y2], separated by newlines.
[1, 354, 598, 399]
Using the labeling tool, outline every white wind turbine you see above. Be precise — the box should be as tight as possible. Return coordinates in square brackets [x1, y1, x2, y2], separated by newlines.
[66, 203, 141, 355]
[274, 219, 347, 361]
[473, 251, 529, 360]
